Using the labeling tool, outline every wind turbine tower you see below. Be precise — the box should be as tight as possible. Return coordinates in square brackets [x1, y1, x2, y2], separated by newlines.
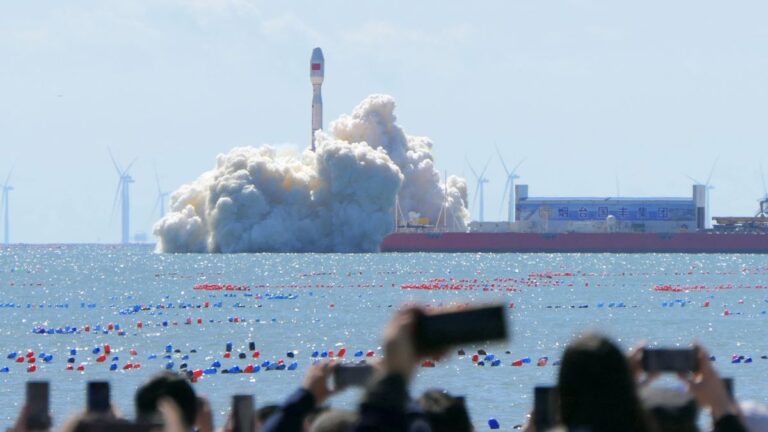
[154, 169, 170, 219]
[496, 147, 524, 224]
[686, 159, 718, 229]
[109, 150, 136, 244]
[1, 172, 12, 245]
[467, 157, 491, 223]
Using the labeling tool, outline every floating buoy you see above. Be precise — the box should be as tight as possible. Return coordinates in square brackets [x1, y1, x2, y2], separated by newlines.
[27, 365, 37, 373]
[104, 344, 111, 354]
[0, 367, 8, 373]
[238, 353, 246, 359]
[421, 360, 436, 367]
[109, 363, 118, 371]
[703, 301, 710, 307]
[471, 354, 479, 363]
[123, 362, 133, 370]
[96, 355, 107, 363]
[223, 352, 231, 359]
[26, 351, 35, 358]
[491, 359, 501, 367]
[66, 364, 74, 371]
[253, 351, 260, 359]
[288, 362, 298, 370]
[457, 349, 465, 356]
[512, 359, 524, 367]
[249, 342, 256, 351]
[244, 365, 254, 373]
[77, 364, 85, 372]
[192, 369, 204, 378]
[7, 352, 17, 359]
[225, 342, 233, 352]
[28, 357, 36, 364]
[129, 349, 138, 356]
[537, 357, 548, 367]
[15, 357, 23, 363]
[488, 418, 500, 429]
[165, 362, 174, 370]
[211, 360, 221, 368]
[337, 348, 346, 357]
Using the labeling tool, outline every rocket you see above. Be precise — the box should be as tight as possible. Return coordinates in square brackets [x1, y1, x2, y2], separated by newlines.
[310, 47, 324, 151]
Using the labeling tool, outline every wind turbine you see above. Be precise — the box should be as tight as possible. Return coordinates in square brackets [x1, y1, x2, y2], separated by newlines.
[109, 149, 136, 244]
[152, 167, 171, 220]
[496, 146, 524, 224]
[685, 158, 718, 229]
[1, 170, 13, 245]
[467, 157, 491, 223]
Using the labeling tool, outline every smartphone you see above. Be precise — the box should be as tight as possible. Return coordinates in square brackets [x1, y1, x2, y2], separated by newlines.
[26, 381, 51, 430]
[87, 381, 111, 414]
[642, 348, 699, 372]
[333, 364, 375, 389]
[533, 386, 559, 431]
[414, 305, 508, 354]
[722, 377, 734, 400]
[232, 395, 255, 432]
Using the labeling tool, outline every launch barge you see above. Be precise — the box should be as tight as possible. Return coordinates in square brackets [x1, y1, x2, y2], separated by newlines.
[381, 184, 768, 253]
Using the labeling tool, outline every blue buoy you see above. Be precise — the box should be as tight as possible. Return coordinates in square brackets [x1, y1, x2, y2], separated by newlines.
[165, 362, 174, 370]
[311, 351, 319, 358]
[69, 349, 77, 356]
[109, 363, 118, 371]
[211, 360, 221, 368]
[354, 351, 364, 357]
[225, 342, 233, 352]
[165, 344, 173, 353]
[7, 352, 17, 359]
[148, 354, 157, 360]
[92, 347, 101, 354]
[204, 368, 217, 375]
[288, 362, 298, 370]
[488, 418, 500, 429]
[0, 367, 9, 373]
[287, 352, 295, 358]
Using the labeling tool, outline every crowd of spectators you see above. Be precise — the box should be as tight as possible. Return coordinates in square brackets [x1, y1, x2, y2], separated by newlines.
[7, 306, 767, 432]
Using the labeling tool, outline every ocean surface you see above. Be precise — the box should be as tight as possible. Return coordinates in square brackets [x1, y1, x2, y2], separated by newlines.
[1, 245, 767, 429]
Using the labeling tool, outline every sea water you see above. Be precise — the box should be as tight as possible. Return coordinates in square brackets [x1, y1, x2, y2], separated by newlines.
[0, 245, 767, 429]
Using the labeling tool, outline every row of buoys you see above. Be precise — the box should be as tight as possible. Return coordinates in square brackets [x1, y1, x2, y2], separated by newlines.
[193, 283, 251, 291]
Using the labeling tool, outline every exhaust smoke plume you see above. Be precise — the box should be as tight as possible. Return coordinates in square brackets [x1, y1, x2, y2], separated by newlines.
[154, 94, 469, 253]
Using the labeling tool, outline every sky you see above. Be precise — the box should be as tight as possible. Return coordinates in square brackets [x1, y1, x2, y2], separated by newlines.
[1, 0, 767, 243]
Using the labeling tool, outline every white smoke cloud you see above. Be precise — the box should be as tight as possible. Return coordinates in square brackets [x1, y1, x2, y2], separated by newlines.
[154, 94, 470, 253]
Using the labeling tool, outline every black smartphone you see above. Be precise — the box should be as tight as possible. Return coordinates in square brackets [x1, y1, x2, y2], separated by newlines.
[534, 386, 559, 431]
[722, 377, 734, 399]
[26, 381, 51, 430]
[87, 381, 111, 414]
[642, 348, 699, 372]
[333, 364, 375, 389]
[414, 305, 508, 354]
[232, 395, 255, 432]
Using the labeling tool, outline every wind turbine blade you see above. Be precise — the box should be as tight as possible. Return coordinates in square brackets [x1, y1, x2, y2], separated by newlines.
[495, 145, 510, 176]
[154, 165, 163, 195]
[499, 177, 511, 218]
[510, 157, 526, 176]
[480, 156, 492, 178]
[684, 174, 702, 185]
[108, 147, 122, 175]
[465, 156, 479, 180]
[472, 181, 481, 212]
[2, 168, 13, 187]
[111, 178, 122, 219]
[124, 158, 138, 175]
[705, 157, 719, 187]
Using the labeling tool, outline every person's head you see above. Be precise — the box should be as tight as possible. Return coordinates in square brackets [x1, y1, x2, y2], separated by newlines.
[417, 389, 473, 432]
[308, 409, 358, 432]
[135, 372, 197, 429]
[558, 333, 649, 432]
[640, 387, 699, 432]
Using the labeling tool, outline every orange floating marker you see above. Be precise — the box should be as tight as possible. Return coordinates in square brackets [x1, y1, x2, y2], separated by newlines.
[192, 369, 203, 378]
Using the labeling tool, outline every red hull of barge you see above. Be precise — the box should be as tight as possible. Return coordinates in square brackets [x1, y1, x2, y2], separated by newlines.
[380, 232, 768, 253]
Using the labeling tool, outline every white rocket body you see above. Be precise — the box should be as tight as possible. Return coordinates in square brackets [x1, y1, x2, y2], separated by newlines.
[310, 48, 324, 151]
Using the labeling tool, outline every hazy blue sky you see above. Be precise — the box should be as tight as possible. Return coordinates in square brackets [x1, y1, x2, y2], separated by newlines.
[2, 0, 767, 243]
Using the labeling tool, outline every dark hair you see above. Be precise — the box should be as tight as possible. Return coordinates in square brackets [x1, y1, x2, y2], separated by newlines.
[135, 372, 197, 428]
[417, 389, 473, 432]
[558, 333, 651, 432]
